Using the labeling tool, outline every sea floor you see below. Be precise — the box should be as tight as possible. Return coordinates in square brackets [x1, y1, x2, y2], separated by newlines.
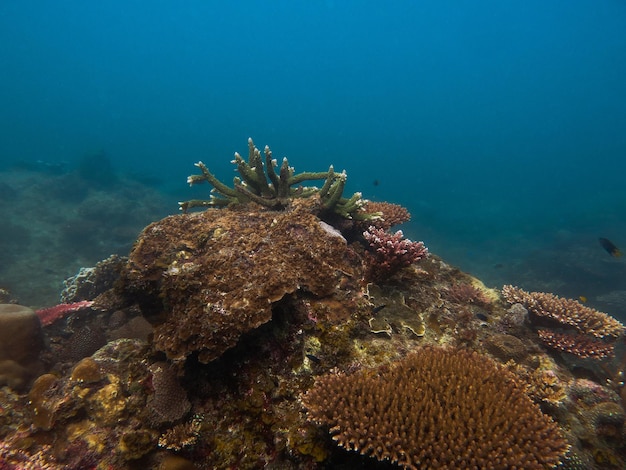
[0, 167, 170, 307]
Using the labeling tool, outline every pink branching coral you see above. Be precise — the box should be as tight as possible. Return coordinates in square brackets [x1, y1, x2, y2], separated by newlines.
[363, 226, 427, 282]
[35, 300, 94, 327]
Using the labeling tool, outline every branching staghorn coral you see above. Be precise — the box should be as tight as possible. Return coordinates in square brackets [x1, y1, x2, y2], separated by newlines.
[303, 346, 568, 469]
[179, 138, 367, 219]
[502, 285, 625, 359]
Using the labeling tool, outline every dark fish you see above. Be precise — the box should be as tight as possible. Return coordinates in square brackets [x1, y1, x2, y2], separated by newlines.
[373, 179, 380, 187]
[372, 304, 387, 314]
[599, 237, 622, 258]
[306, 354, 321, 364]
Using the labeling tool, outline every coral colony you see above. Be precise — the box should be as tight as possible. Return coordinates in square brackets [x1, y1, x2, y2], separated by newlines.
[1, 139, 626, 469]
[34, 300, 94, 327]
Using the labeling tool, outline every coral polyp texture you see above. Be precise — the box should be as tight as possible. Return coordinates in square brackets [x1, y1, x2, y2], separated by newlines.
[363, 226, 428, 281]
[502, 285, 625, 359]
[303, 346, 568, 469]
[122, 198, 361, 363]
[359, 201, 411, 230]
[179, 137, 367, 219]
[537, 329, 617, 359]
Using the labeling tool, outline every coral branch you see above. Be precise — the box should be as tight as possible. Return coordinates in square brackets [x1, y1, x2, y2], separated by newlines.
[502, 285, 624, 360]
[502, 285, 624, 339]
[537, 329, 615, 359]
[359, 201, 411, 230]
[35, 301, 94, 326]
[179, 138, 373, 220]
[363, 226, 428, 281]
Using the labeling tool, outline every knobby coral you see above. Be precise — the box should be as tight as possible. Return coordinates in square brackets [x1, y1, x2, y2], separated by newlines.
[363, 226, 428, 281]
[502, 286, 624, 359]
[179, 138, 367, 219]
[303, 346, 568, 469]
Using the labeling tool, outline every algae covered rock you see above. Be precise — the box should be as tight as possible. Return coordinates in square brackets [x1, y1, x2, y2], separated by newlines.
[122, 198, 360, 363]
[0, 303, 44, 390]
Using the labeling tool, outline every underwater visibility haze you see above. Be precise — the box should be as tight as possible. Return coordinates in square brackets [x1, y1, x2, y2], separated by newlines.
[1, 1, 626, 468]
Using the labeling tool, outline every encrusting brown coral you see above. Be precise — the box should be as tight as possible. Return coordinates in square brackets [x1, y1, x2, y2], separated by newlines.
[121, 198, 360, 363]
[483, 333, 529, 362]
[303, 346, 568, 469]
[502, 285, 625, 359]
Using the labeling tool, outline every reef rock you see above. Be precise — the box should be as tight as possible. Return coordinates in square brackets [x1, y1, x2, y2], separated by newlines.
[121, 198, 360, 363]
[0, 303, 44, 390]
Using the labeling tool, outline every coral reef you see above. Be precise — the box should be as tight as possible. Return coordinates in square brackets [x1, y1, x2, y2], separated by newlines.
[564, 378, 626, 467]
[303, 346, 568, 469]
[11, 339, 200, 468]
[2, 140, 626, 469]
[502, 286, 625, 360]
[364, 284, 425, 338]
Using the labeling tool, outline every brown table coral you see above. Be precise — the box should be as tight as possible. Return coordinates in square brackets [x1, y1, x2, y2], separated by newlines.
[121, 198, 361, 363]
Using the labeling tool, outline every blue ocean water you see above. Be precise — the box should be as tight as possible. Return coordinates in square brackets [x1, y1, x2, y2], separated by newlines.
[1, 1, 625, 315]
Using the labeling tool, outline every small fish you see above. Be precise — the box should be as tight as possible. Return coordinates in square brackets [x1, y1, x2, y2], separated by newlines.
[306, 354, 321, 364]
[578, 295, 587, 303]
[373, 179, 380, 187]
[599, 237, 622, 258]
[372, 304, 387, 314]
